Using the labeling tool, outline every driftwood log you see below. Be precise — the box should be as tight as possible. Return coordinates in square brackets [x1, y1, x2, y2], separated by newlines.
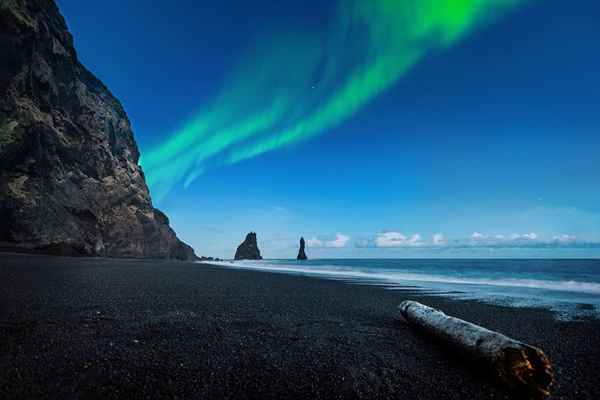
[398, 300, 553, 398]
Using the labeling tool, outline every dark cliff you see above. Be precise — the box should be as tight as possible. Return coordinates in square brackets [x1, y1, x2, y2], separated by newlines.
[0, 0, 196, 259]
[297, 237, 307, 260]
[234, 232, 262, 260]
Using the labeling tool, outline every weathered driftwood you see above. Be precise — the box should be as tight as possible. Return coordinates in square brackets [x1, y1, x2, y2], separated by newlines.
[398, 300, 553, 398]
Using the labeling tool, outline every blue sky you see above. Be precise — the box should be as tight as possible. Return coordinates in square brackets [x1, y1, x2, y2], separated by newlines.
[57, 0, 600, 258]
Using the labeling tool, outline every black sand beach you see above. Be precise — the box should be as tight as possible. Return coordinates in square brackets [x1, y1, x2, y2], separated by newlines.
[1, 254, 599, 399]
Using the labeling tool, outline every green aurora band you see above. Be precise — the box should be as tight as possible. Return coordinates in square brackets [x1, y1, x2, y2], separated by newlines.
[142, 0, 525, 202]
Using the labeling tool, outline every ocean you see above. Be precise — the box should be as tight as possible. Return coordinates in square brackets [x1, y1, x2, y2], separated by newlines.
[204, 258, 600, 320]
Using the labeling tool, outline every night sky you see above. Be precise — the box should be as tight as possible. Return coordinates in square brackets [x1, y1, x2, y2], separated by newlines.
[56, 0, 600, 258]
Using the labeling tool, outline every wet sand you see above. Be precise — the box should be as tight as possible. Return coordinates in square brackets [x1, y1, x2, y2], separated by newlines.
[1, 254, 599, 399]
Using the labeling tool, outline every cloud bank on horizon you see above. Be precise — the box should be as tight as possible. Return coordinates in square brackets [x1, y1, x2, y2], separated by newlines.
[141, 0, 526, 202]
[307, 233, 351, 248]
[306, 231, 600, 251]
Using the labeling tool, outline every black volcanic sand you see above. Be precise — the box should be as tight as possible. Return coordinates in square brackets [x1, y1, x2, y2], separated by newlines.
[1, 255, 599, 399]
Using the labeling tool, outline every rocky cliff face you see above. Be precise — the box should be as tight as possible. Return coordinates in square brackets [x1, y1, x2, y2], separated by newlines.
[0, 0, 196, 259]
[297, 237, 307, 260]
[234, 232, 262, 260]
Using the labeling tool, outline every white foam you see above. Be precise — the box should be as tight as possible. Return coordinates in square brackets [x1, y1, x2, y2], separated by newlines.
[199, 260, 600, 295]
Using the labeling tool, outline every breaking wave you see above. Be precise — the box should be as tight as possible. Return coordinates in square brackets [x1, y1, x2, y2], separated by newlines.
[202, 260, 600, 295]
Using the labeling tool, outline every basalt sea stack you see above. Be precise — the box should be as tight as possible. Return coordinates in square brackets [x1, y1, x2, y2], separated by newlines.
[234, 232, 262, 260]
[0, 0, 195, 259]
[297, 237, 307, 260]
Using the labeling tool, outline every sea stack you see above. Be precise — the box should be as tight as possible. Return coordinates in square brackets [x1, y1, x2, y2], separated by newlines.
[0, 0, 196, 259]
[234, 232, 262, 260]
[297, 237, 307, 260]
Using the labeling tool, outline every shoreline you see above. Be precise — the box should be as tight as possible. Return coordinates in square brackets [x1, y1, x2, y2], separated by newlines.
[1, 254, 599, 399]
[204, 259, 600, 321]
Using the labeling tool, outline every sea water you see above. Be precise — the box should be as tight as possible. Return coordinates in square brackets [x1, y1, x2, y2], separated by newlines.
[202, 258, 600, 320]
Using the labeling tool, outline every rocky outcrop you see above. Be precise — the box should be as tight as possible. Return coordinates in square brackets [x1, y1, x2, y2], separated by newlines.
[0, 0, 196, 259]
[297, 237, 307, 260]
[234, 232, 262, 260]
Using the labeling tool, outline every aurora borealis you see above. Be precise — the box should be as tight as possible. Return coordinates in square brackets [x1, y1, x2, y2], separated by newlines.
[140, 0, 524, 202]
[59, 0, 600, 258]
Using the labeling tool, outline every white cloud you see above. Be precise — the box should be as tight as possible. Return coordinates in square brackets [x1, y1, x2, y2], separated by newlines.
[327, 233, 351, 248]
[510, 232, 538, 240]
[454, 231, 598, 248]
[432, 233, 446, 245]
[375, 232, 423, 247]
[306, 237, 323, 247]
[307, 233, 350, 248]
[553, 234, 576, 243]
[472, 232, 539, 242]
[353, 230, 598, 250]
[409, 234, 422, 245]
[471, 232, 487, 240]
